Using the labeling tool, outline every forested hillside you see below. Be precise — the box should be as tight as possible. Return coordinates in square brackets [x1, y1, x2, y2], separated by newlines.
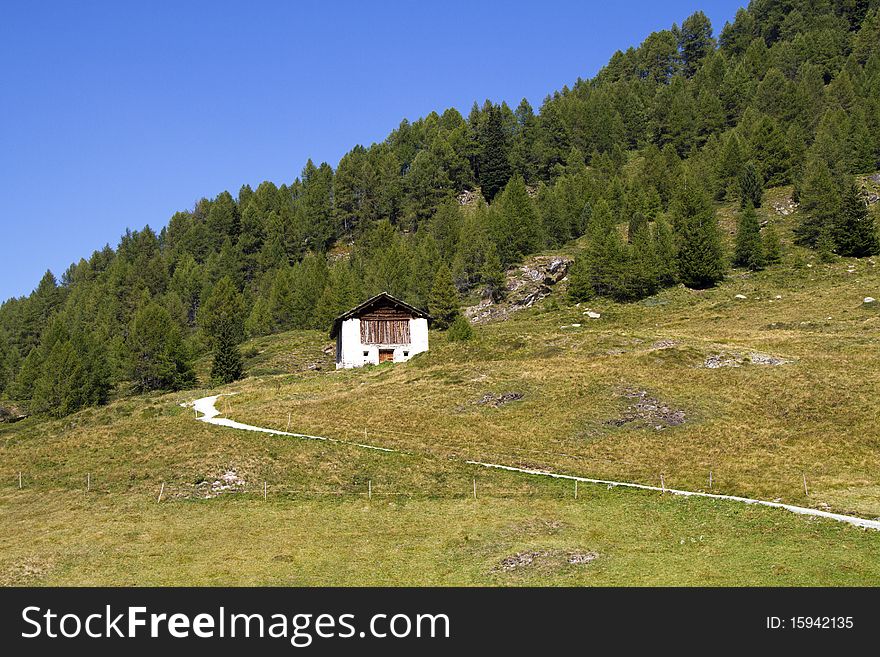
[1, 0, 879, 418]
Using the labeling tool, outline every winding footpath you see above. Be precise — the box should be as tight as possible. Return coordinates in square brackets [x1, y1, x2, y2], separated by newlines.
[190, 394, 880, 532]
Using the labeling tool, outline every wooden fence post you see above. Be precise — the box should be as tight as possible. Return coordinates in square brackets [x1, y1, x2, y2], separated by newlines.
[368, 479, 372, 501]
[157, 482, 165, 503]
[660, 473, 666, 493]
[802, 473, 809, 496]
[575, 480, 578, 499]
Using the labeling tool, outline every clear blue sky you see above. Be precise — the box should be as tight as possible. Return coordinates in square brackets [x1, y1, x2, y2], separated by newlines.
[0, 0, 745, 302]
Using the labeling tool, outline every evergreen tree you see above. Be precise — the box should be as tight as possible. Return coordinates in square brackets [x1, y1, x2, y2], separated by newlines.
[733, 203, 766, 270]
[127, 302, 195, 393]
[738, 161, 763, 208]
[452, 204, 492, 290]
[795, 155, 841, 247]
[583, 200, 629, 299]
[428, 264, 460, 330]
[627, 211, 648, 243]
[446, 315, 474, 342]
[834, 182, 879, 257]
[817, 227, 837, 263]
[671, 183, 725, 289]
[763, 222, 783, 264]
[653, 217, 678, 286]
[0, 329, 14, 395]
[198, 276, 245, 346]
[750, 116, 792, 186]
[267, 267, 296, 331]
[478, 105, 512, 201]
[429, 200, 462, 263]
[490, 174, 541, 265]
[198, 276, 246, 384]
[626, 224, 661, 299]
[480, 243, 506, 302]
[566, 255, 593, 302]
[211, 330, 243, 384]
[678, 11, 715, 77]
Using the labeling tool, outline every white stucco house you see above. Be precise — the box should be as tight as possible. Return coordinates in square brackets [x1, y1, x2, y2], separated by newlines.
[330, 292, 431, 369]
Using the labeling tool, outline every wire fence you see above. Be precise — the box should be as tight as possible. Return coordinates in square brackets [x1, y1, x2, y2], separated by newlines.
[3, 403, 840, 507]
[2, 463, 821, 507]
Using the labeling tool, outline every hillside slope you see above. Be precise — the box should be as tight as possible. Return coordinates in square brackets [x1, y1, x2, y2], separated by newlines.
[3, 186, 880, 585]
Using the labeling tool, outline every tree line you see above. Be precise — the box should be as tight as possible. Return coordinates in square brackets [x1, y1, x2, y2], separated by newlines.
[2, 0, 879, 417]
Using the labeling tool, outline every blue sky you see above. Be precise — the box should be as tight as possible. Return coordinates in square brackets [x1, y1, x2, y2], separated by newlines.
[0, 0, 745, 301]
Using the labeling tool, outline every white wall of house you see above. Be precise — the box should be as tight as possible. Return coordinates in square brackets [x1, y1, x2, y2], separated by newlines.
[336, 317, 429, 369]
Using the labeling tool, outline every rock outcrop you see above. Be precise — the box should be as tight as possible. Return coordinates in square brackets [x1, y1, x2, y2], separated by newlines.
[464, 255, 572, 324]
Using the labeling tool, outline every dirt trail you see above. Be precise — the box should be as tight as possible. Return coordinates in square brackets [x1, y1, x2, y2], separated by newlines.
[189, 394, 880, 532]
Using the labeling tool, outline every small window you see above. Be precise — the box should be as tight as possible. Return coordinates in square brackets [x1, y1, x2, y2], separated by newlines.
[403, 351, 409, 357]
[363, 351, 369, 357]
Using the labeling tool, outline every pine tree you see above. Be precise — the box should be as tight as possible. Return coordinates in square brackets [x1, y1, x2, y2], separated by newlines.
[626, 224, 660, 299]
[480, 243, 506, 302]
[478, 105, 512, 202]
[627, 211, 648, 243]
[566, 256, 593, 303]
[583, 200, 629, 299]
[30, 339, 78, 417]
[428, 264, 460, 330]
[446, 315, 474, 342]
[452, 204, 492, 290]
[817, 227, 837, 263]
[211, 330, 243, 384]
[738, 161, 763, 208]
[678, 11, 715, 77]
[795, 156, 841, 247]
[0, 329, 14, 396]
[733, 203, 766, 270]
[671, 183, 725, 289]
[429, 200, 463, 263]
[834, 182, 879, 257]
[750, 116, 792, 186]
[763, 222, 783, 264]
[127, 302, 195, 393]
[198, 276, 244, 345]
[490, 174, 541, 265]
[653, 217, 677, 286]
[198, 276, 246, 385]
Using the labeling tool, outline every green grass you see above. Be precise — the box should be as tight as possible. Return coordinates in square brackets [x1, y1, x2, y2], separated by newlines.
[4, 483, 880, 586]
[2, 188, 880, 585]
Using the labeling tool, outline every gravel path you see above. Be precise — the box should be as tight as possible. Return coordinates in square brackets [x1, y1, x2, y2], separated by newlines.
[189, 394, 880, 532]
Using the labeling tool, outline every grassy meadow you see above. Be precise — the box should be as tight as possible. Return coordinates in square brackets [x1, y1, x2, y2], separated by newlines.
[2, 187, 880, 585]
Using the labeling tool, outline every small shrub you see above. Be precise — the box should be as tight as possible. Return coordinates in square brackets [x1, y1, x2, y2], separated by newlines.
[446, 315, 474, 342]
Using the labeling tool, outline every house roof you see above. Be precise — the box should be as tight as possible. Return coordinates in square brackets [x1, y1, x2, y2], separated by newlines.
[329, 292, 432, 338]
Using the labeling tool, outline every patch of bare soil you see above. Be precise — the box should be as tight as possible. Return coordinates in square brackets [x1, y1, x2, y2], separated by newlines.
[605, 388, 686, 430]
[195, 469, 246, 498]
[650, 339, 678, 350]
[703, 352, 791, 368]
[1, 557, 53, 585]
[501, 518, 564, 538]
[495, 549, 598, 572]
[475, 392, 524, 408]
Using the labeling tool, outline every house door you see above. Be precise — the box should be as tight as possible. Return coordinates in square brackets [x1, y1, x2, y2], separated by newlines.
[379, 349, 394, 363]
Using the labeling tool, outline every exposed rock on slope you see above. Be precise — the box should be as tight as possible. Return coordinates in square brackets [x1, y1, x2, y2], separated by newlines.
[0, 404, 27, 423]
[465, 255, 572, 324]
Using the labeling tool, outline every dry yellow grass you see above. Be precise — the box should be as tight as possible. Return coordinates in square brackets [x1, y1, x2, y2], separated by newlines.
[2, 187, 880, 585]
